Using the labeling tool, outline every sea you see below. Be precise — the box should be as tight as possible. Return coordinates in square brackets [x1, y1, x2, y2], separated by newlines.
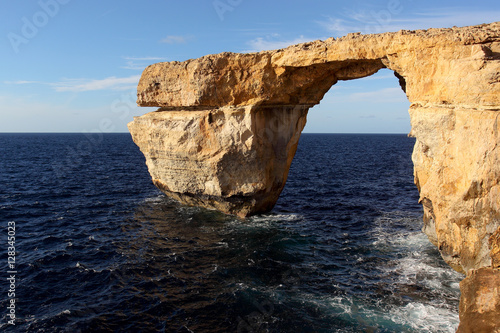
[0, 133, 464, 332]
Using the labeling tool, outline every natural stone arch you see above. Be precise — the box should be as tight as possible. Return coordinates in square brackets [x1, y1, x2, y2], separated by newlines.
[128, 23, 500, 331]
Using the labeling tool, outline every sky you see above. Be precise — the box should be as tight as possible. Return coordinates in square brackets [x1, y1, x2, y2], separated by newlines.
[1, 0, 499, 133]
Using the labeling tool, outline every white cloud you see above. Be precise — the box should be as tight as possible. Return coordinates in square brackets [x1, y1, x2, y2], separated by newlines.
[318, 9, 500, 37]
[123, 56, 167, 61]
[0, 92, 154, 132]
[52, 75, 142, 92]
[358, 73, 395, 81]
[122, 56, 168, 70]
[160, 35, 192, 44]
[244, 35, 312, 52]
[6, 75, 142, 92]
[346, 87, 407, 103]
[4, 80, 42, 85]
[318, 18, 363, 36]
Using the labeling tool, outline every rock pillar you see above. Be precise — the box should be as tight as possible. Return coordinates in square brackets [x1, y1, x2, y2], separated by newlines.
[128, 105, 309, 217]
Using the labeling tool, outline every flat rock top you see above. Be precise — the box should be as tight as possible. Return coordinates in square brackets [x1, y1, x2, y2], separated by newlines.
[137, 22, 500, 108]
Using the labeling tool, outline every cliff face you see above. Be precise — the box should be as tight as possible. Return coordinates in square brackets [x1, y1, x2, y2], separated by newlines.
[128, 22, 500, 330]
[129, 105, 307, 217]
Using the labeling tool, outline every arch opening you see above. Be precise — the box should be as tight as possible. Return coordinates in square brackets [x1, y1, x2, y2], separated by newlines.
[272, 68, 462, 329]
[304, 68, 410, 134]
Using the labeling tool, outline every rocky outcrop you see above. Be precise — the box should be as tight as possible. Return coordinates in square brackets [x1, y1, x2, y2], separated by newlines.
[129, 105, 307, 217]
[128, 22, 500, 331]
[457, 267, 500, 333]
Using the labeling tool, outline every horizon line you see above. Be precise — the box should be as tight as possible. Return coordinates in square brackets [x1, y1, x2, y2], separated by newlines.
[0, 131, 410, 135]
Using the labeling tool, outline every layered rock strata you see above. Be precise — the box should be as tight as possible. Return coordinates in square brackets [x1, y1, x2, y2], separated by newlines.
[129, 105, 307, 217]
[128, 22, 500, 331]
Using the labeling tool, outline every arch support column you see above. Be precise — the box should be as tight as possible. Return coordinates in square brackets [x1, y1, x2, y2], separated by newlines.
[128, 104, 309, 217]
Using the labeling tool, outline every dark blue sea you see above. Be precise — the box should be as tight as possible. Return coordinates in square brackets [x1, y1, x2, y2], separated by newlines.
[0, 133, 463, 332]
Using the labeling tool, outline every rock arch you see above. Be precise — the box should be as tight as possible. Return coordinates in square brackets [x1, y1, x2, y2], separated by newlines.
[128, 22, 500, 330]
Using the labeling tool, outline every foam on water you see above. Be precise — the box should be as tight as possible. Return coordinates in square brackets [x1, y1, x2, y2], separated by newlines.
[250, 213, 303, 223]
[264, 288, 459, 332]
[364, 213, 463, 331]
[372, 215, 463, 287]
[389, 302, 460, 332]
[142, 194, 165, 204]
[225, 209, 463, 332]
[306, 290, 458, 332]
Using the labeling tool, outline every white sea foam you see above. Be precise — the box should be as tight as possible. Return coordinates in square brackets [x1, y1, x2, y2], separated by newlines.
[392, 255, 463, 292]
[364, 213, 463, 331]
[388, 301, 459, 332]
[57, 309, 71, 316]
[235, 210, 461, 332]
[220, 213, 299, 231]
[371, 219, 463, 292]
[325, 294, 458, 332]
[143, 194, 166, 204]
[249, 213, 303, 224]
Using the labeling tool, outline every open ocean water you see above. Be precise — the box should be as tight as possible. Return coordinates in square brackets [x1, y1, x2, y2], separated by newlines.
[0, 133, 464, 332]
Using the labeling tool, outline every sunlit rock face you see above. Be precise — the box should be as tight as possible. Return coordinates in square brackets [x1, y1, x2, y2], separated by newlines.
[129, 22, 500, 331]
[457, 267, 500, 333]
[128, 104, 308, 217]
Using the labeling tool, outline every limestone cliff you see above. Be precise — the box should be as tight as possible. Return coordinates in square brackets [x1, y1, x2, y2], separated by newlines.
[128, 22, 500, 330]
[457, 267, 500, 332]
[129, 105, 307, 217]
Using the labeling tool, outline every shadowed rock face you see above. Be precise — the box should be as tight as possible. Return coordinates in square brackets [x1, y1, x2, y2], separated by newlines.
[128, 22, 500, 331]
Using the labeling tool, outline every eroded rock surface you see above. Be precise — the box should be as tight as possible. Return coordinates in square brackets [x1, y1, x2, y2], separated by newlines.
[457, 267, 500, 333]
[129, 105, 307, 217]
[129, 22, 500, 331]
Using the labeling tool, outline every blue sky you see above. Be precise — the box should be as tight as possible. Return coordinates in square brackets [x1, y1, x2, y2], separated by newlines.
[1, 1, 499, 133]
